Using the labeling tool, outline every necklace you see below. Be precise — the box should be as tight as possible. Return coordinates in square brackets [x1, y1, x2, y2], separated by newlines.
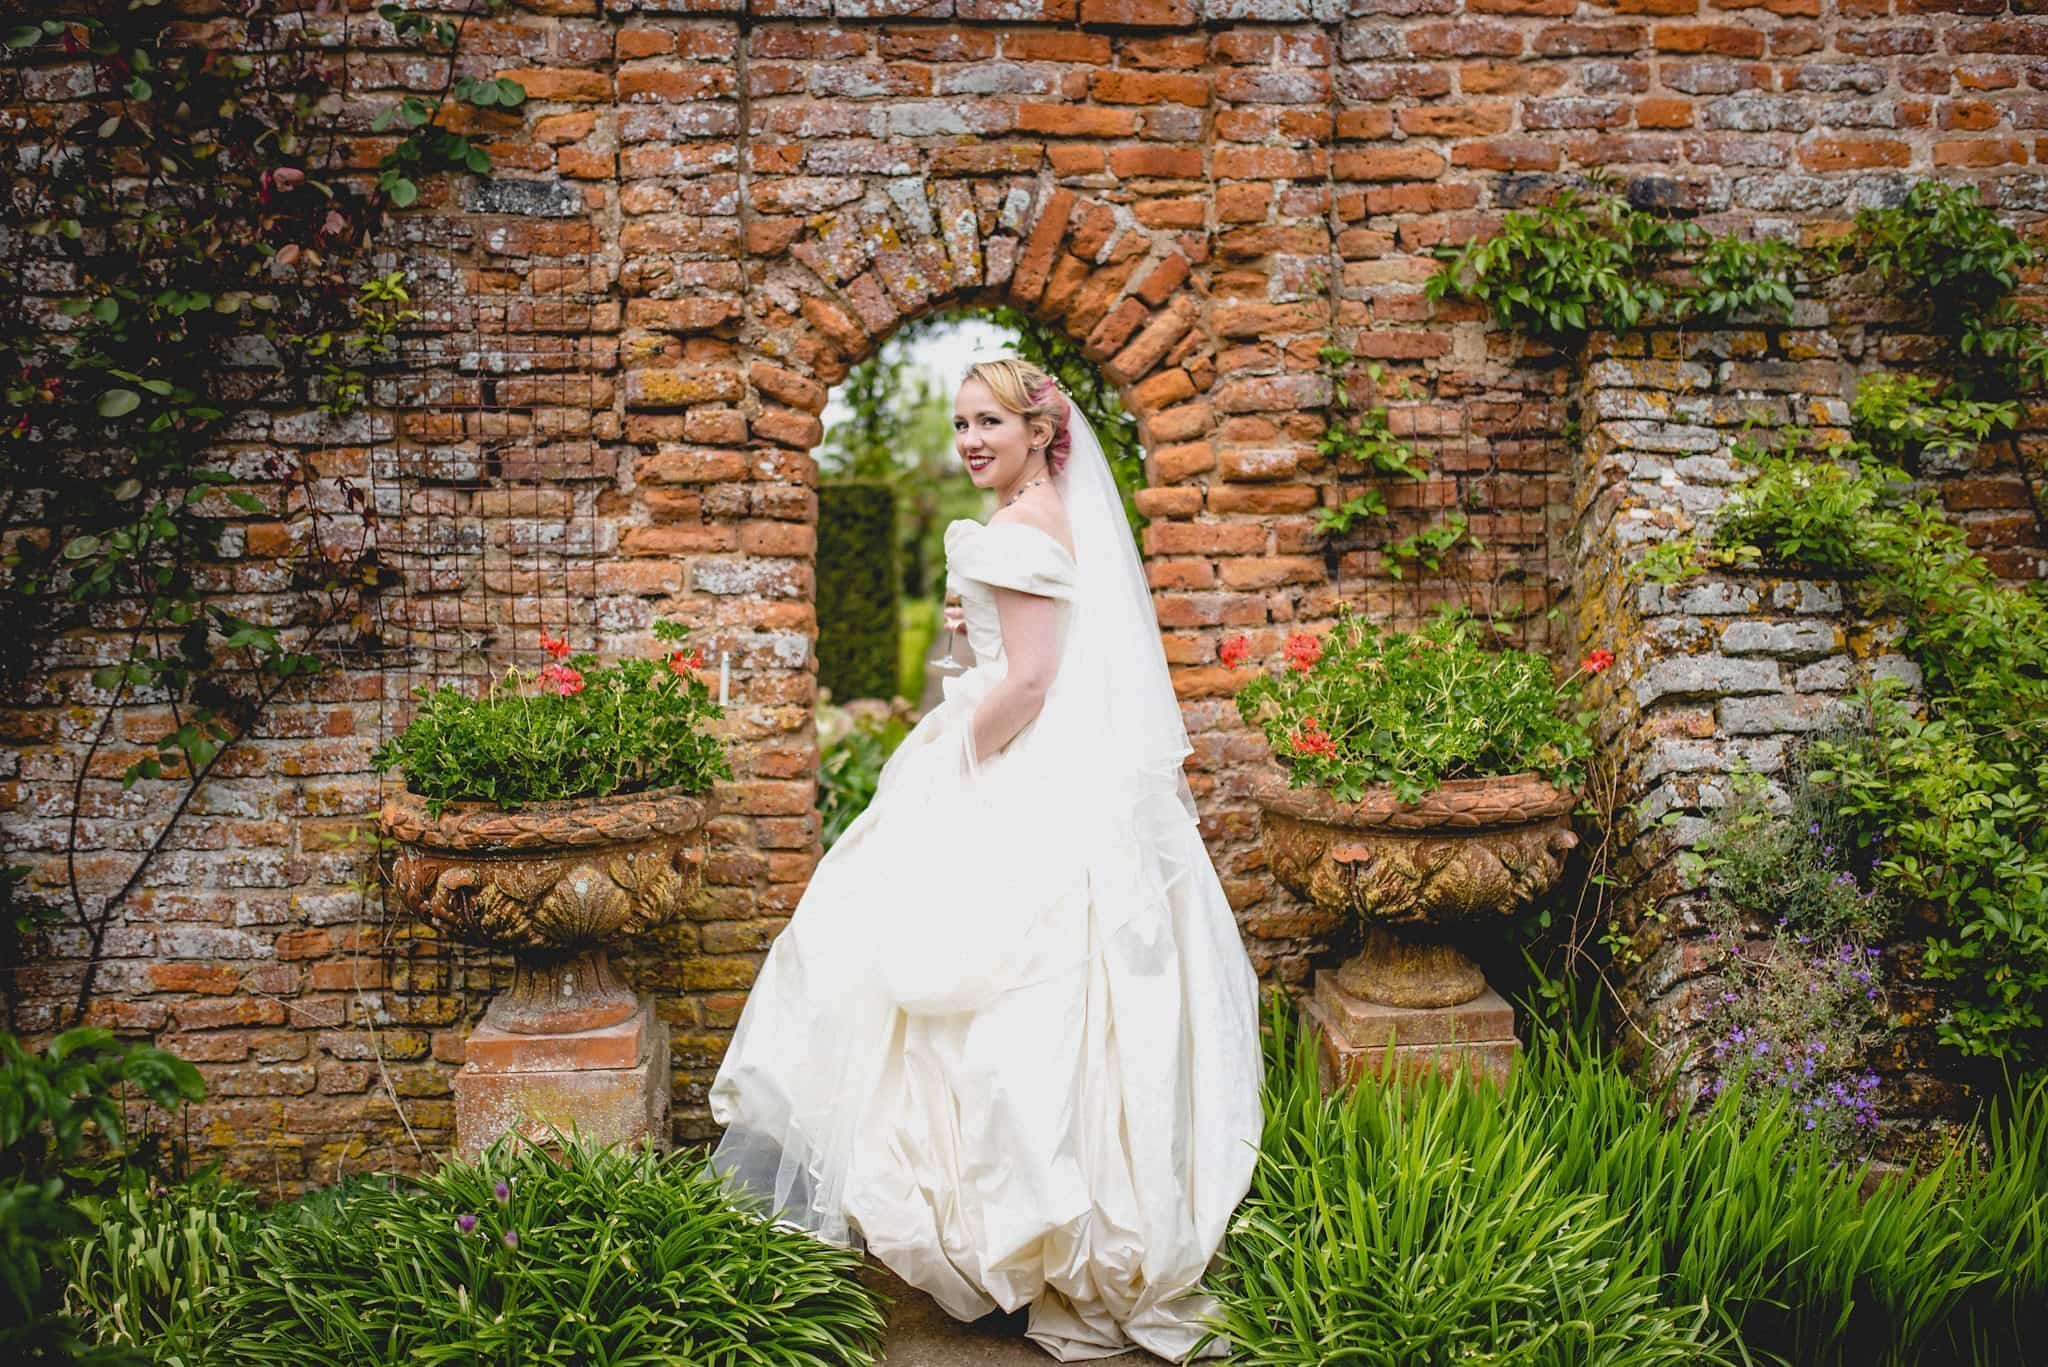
[1003, 472, 1049, 508]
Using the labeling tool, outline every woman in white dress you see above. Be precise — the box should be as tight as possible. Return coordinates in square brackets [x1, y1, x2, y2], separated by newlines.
[706, 358, 1265, 1362]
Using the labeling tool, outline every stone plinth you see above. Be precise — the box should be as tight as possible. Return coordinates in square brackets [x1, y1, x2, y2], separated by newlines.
[452, 997, 671, 1161]
[1304, 969, 1519, 1090]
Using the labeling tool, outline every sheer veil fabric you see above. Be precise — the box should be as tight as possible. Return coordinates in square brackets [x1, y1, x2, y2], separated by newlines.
[705, 377, 1265, 1362]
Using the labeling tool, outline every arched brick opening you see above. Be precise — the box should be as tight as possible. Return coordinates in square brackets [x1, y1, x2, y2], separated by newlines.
[623, 181, 1288, 1142]
[696, 187, 1220, 911]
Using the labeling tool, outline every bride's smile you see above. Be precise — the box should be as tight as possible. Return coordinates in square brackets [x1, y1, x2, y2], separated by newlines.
[954, 378, 1053, 504]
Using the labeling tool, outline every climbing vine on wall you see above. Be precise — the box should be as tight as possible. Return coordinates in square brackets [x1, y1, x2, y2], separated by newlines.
[0, 3, 525, 1022]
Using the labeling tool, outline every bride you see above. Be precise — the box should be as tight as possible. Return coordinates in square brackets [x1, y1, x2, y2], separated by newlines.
[706, 357, 1265, 1362]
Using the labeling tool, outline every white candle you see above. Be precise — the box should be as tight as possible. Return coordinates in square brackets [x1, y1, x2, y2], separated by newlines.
[718, 650, 729, 706]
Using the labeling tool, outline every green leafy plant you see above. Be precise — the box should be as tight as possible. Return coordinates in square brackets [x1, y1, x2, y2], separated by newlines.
[1961, 298, 2048, 394]
[1316, 348, 1429, 479]
[1680, 759, 1897, 1152]
[1695, 907, 1888, 1152]
[1800, 679, 2048, 1076]
[1704, 413, 2048, 1071]
[1312, 343, 1434, 542]
[1844, 182, 2046, 397]
[1428, 180, 2044, 371]
[200, 1139, 888, 1365]
[1425, 187, 1688, 339]
[1853, 180, 2037, 315]
[1852, 373, 2021, 469]
[1206, 986, 2048, 1366]
[0, 1027, 203, 1365]
[63, 1168, 260, 1356]
[1382, 508, 1481, 580]
[1674, 232, 1803, 325]
[1630, 534, 1761, 587]
[1208, 991, 1729, 1365]
[1, 1028, 203, 1183]
[1231, 604, 1601, 804]
[370, 621, 733, 816]
[371, 3, 527, 207]
[1681, 763, 1896, 943]
[1711, 431, 1911, 573]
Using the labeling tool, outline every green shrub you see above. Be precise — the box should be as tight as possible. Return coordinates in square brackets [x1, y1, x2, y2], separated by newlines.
[1802, 679, 2048, 1076]
[1, 1027, 202, 1364]
[1684, 751, 1897, 941]
[1208, 1007, 1724, 1364]
[369, 619, 731, 816]
[1710, 434, 1910, 573]
[1424, 187, 1690, 340]
[818, 481, 900, 704]
[1850, 373, 2019, 470]
[91, 1140, 890, 1366]
[1208, 990, 2048, 1366]
[64, 1169, 260, 1357]
[1674, 756, 1895, 1152]
[817, 703, 911, 851]
[1852, 180, 2036, 314]
[1231, 604, 1601, 804]
[1705, 395, 2048, 1072]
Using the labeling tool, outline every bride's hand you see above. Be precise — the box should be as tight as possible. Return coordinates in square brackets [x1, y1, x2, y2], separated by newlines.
[943, 604, 965, 635]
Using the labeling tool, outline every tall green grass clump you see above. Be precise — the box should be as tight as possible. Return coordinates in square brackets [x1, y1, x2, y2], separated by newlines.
[66, 1139, 889, 1366]
[1202, 989, 2048, 1366]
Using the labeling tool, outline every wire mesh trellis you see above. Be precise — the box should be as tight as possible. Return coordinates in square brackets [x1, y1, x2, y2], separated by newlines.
[1318, 363, 1566, 654]
[367, 213, 617, 1019]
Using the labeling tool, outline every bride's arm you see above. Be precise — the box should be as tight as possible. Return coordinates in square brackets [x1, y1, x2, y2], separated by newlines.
[963, 584, 1062, 772]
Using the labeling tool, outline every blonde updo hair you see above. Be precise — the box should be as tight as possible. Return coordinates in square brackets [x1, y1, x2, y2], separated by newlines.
[961, 358, 1073, 476]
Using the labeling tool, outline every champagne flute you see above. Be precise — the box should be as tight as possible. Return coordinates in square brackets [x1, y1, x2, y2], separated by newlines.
[931, 599, 967, 673]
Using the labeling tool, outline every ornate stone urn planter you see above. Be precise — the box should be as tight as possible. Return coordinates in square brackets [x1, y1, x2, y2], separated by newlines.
[1251, 769, 1579, 1087]
[380, 784, 709, 1159]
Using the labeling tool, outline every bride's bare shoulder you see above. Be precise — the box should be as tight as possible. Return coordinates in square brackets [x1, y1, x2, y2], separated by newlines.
[988, 492, 1075, 560]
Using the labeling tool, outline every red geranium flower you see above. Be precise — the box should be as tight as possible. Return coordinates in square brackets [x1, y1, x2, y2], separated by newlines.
[1282, 632, 1322, 673]
[1287, 715, 1338, 759]
[537, 663, 584, 696]
[669, 648, 703, 677]
[1582, 647, 1614, 674]
[539, 630, 570, 660]
[1219, 634, 1251, 669]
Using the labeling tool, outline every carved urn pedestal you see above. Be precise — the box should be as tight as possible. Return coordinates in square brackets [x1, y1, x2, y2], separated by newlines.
[380, 785, 709, 1161]
[1251, 772, 1578, 1090]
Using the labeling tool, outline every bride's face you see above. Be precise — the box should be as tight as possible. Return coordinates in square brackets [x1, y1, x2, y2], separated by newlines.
[953, 379, 1045, 491]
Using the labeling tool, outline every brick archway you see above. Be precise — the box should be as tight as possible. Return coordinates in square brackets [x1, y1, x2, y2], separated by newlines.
[685, 180, 1221, 922]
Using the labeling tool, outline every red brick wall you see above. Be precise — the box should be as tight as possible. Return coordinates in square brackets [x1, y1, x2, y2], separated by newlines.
[3, 1, 2043, 1182]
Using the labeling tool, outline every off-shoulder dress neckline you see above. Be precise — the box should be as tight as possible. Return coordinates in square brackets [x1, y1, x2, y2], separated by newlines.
[947, 516, 1078, 565]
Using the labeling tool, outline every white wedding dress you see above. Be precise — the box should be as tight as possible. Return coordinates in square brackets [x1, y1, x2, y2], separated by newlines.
[707, 515, 1265, 1362]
